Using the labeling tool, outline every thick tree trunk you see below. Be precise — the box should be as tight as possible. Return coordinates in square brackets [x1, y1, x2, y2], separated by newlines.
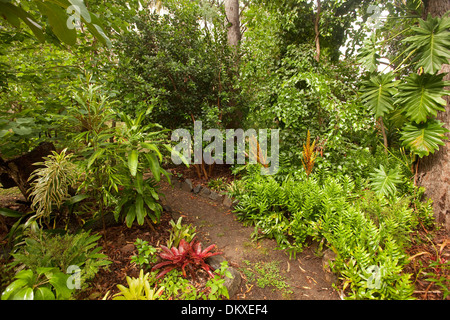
[0, 142, 56, 201]
[418, 0, 450, 234]
[225, 0, 241, 49]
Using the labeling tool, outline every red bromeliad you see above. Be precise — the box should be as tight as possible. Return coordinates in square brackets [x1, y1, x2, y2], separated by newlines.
[152, 238, 222, 280]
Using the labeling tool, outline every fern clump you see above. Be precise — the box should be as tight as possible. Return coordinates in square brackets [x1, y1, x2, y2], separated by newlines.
[233, 165, 431, 299]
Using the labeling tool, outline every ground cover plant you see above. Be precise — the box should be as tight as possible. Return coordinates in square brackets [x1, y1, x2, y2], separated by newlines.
[0, 0, 449, 302]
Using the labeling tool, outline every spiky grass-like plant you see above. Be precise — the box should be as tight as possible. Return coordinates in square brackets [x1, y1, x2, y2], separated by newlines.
[28, 149, 77, 221]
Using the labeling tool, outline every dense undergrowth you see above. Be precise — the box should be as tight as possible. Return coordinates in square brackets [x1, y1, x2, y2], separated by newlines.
[230, 158, 435, 299]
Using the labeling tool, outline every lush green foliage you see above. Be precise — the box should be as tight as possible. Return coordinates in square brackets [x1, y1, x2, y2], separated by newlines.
[0, 0, 111, 47]
[1, 268, 73, 300]
[10, 230, 110, 286]
[131, 239, 158, 267]
[114, 0, 243, 130]
[1, 0, 449, 301]
[2, 230, 110, 299]
[232, 165, 434, 299]
[112, 269, 164, 300]
[108, 261, 232, 300]
[167, 217, 197, 248]
[359, 14, 450, 158]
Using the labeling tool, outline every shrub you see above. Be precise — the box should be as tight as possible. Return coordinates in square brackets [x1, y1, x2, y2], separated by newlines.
[11, 230, 110, 289]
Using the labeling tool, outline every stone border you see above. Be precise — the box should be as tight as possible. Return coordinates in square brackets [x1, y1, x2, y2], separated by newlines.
[170, 175, 239, 210]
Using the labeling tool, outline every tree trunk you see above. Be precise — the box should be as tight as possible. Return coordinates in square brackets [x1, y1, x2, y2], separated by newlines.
[0, 142, 56, 201]
[225, 0, 241, 49]
[314, 0, 321, 62]
[418, 0, 450, 234]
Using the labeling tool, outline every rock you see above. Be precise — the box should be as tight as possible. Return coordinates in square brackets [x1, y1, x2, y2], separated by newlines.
[225, 267, 242, 298]
[199, 187, 211, 198]
[193, 184, 202, 194]
[181, 179, 193, 192]
[223, 195, 233, 207]
[206, 255, 241, 298]
[209, 191, 223, 202]
[206, 255, 225, 270]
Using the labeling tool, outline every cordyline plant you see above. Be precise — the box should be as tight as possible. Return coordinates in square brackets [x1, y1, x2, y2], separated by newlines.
[152, 238, 222, 280]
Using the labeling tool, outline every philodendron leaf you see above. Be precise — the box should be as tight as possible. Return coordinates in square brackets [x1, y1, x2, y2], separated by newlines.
[400, 120, 449, 158]
[404, 14, 450, 74]
[396, 73, 449, 124]
[357, 33, 380, 73]
[360, 72, 399, 118]
[369, 165, 403, 197]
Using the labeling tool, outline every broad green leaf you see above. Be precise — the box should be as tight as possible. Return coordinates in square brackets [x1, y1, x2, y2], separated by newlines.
[35, 1, 77, 46]
[34, 287, 56, 300]
[357, 34, 380, 73]
[396, 73, 449, 124]
[83, 12, 112, 48]
[400, 120, 449, 158]
[14, 269, 35, 282]
[87, 149, 105, 168]
[369, 165, 403, 197]
[1, 279, 28, 300]
[65, 194, 89, 205]
[135, 194, 145, 225]
[141, 142, 162, 162]
[404, 15, 450, 74]
[13, 287, 34, 300]
[134, 171, 144, 195]
[128, 149, 139, 177]
[12, 126, 33, 136]
[125, 205, 136, 228]
[360, 73, 399, 118]
[164, 143, 190, 167]
[160, 167, 172, 184]
[145, 152, 161, 182]
[48, 272, 73, 300]
[143, 196, 156, 212]
[0, 2, 45, 42]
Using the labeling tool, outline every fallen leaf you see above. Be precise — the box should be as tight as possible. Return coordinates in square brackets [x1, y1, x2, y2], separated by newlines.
[408, 251, 431, 261]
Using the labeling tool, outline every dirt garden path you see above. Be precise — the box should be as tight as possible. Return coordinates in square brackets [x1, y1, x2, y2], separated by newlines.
[159, 181, 340, 300]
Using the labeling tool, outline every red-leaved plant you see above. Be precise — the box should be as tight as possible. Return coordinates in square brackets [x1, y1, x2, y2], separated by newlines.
[152, 238, 222, 279]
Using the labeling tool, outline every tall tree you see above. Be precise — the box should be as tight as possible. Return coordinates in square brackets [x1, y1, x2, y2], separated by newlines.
[418, 0, 450, 234]
[314, 0, 321, 62]
[225, 0, 241, 49]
